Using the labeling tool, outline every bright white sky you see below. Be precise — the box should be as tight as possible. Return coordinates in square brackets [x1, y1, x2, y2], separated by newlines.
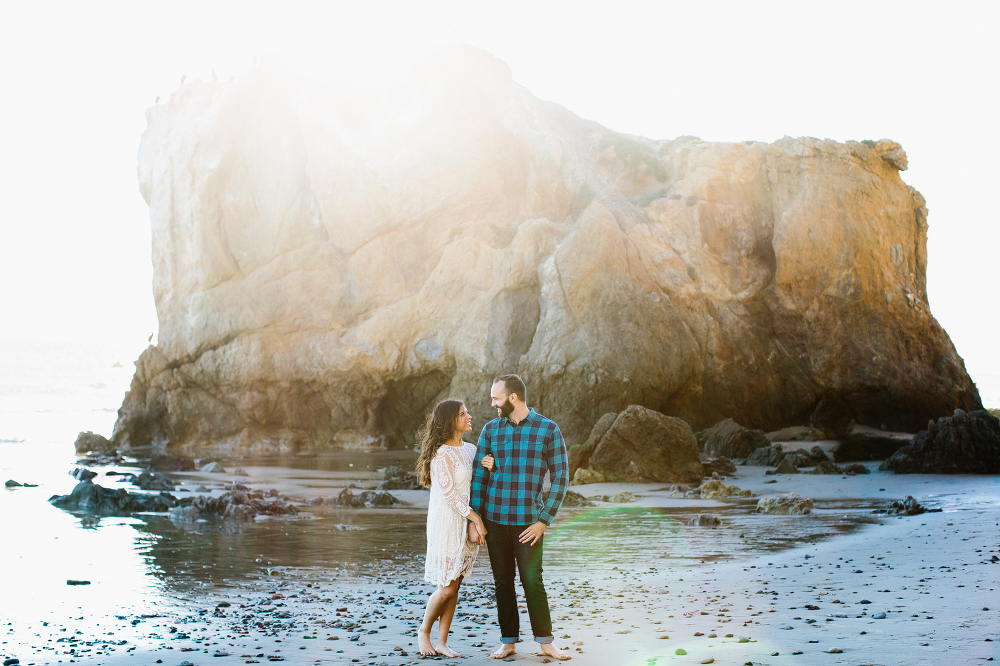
[1, 1, 998, 388]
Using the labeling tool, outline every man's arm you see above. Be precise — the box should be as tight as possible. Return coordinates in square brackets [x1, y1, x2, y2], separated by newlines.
[469, 425, 491, 518]
[538, 423, 569, 526]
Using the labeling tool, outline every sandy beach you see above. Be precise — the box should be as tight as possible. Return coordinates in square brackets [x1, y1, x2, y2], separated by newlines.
[5, 460, 997, 666]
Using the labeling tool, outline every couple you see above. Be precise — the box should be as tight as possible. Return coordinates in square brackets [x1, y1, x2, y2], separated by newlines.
[415, 374, 571, 660]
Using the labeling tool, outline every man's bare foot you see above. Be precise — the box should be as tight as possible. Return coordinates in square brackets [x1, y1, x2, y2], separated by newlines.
[490, 643, 517, 659]
[417, 629, 437, 656]
[539, 643, 571, 660]
[435, 643, 459, 658]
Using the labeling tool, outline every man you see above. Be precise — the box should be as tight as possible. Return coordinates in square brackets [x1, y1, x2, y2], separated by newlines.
[469, 374, 571, 661]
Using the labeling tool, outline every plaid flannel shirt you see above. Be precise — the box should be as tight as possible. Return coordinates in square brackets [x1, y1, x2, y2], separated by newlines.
[470, 408, 569, 526]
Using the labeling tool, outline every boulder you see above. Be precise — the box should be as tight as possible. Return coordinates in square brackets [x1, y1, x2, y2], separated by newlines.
[584, 405, 703, 483]
[71, 468, 98, 481]
[745, 445, 785, 467]
[807, 460, 870, 475]
[133, 471, 175, 491]
[568, 413, 617, 478]
[832, 425, 913, 462]
[49, 480, 177, 515]
[697, 419, 769, 459]
[756, 493, 813, 515]
[875, 495, 941, 516]
[336, 488, 399, 508]
[560, 490, 595, 507]
[885, 409, 1000, 474]
[74, 431, 114, 454]
[701, 456, 736, 476]
[112, 48, 981, 456]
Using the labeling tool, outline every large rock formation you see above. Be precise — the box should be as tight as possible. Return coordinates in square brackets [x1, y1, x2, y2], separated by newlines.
[113, 47, 981, 456]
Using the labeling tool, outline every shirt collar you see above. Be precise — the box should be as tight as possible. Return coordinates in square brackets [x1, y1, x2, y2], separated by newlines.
[506, 407, 535, 427]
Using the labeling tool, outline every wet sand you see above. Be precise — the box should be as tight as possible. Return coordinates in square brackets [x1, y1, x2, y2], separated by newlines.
[4, 464, 998, 666]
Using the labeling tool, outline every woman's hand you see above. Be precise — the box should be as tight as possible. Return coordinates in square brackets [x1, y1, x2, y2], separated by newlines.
[481, 454, 495, 472]
[468, 510, 487, 545]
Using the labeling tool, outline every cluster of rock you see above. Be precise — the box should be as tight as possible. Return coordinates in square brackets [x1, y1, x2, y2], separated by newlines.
[169, 486, 298, 522]
[755, 493, 814, 515]
[376, 466, 422, 491]
[874, 496, 940, 516]
[883, 409, 1000, 474]
[333, 488, 399, 508]
[111, 47, 979, 457]
[806, 461, 870, 475]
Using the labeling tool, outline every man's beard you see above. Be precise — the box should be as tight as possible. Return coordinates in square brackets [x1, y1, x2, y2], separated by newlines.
[498, 397, 514, 418]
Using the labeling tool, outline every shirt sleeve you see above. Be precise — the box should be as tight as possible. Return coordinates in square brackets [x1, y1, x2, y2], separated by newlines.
[431, 450, 471, 518]
[469, 426, 491, 518]
[538, 424, 569, 525]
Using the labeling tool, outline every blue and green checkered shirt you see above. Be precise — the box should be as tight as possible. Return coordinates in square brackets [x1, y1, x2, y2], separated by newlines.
[470, 408, 569, 526]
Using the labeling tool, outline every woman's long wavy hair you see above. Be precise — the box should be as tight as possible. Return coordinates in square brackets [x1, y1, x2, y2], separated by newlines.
[415, 399, 464, 488]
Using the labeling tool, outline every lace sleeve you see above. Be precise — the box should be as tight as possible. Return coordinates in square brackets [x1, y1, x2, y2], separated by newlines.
[432, 449, 472, 518]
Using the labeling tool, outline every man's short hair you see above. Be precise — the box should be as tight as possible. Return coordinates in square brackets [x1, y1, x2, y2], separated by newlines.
[493, 374, 527, 403]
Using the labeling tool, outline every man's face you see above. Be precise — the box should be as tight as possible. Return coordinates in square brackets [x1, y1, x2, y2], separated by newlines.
[490, 381, 514, 418]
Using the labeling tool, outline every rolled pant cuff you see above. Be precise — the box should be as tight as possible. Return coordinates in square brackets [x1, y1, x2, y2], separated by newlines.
[535, 636, 554, 644]
[501, 637, 518, 644]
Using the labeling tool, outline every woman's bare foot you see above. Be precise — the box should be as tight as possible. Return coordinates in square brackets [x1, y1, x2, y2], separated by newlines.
[490, 643, 517, 659]
[435, 643, 459, 657]
[539, 643, 571, 660]
[417, 629, 437, 656]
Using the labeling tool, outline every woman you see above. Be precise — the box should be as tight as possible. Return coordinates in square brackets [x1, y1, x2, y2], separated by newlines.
[415, 399, 494, 658]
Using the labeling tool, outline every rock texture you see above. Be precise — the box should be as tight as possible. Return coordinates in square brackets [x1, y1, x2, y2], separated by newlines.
[113, 47, 981, 455]
[884, 409, 1000, 474]
[756, 493, 813, 515]
[578, 405, 704, 483]
[697, 418, 769, 458]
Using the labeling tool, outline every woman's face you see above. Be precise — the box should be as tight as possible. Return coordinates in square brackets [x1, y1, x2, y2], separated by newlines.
[454, 404, 473, 435]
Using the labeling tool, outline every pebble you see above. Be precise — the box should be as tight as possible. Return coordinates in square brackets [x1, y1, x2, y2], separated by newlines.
[675, 648, 687, 655]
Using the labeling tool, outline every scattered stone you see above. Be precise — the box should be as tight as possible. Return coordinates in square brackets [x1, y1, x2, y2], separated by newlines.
[77, 451, 124, 466]
[696, 479, 753, 498]
[756, 493, 813, 515]
[697, 418, 769, 459]
[701, 456, 736, 476]
[376, 465, 422, 491]
[71, 468, 98, 481]
[66, 580, 91, 585]
[133, 471, 175, 491]
[807, 461, 870, 475]
[745, 445, 785, 466]
[873, 611, 886, 619]
[768, 457, 799, 475]
[689, 514, 722, 526]
[5, 479, 38, 488]
[884, 409, 1000, 474]
[874, 495, 941, 516]
[336, 488, 398, 508]
[74, 430, 115, 454]
[170, 489, 299, 522]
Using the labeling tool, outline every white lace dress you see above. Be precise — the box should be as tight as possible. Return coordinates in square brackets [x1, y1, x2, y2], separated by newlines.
[424, 441, 479, 587]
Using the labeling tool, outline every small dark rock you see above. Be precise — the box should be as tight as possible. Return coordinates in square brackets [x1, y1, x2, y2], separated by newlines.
[133, 471, 175, 491]
[71, 468, 98, 481]
[875, 495, 941, 516]
[66, 579, 91, 585]
[772, 457, 799, 475]
[689, 514, 722, 526]
[560, 490, 595, 507]
[375, 465, 422, 491]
